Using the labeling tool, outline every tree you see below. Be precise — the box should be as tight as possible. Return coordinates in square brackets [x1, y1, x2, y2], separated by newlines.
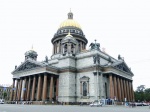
[2, 92, 7, 99]
[134, 85, 150, 102]
[144, 88, 150, 101]
[145, 88, 150, 93]
[136, 85, 145, 92]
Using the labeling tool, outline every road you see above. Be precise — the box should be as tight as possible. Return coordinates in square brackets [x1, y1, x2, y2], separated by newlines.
[0, 104, 149, 112]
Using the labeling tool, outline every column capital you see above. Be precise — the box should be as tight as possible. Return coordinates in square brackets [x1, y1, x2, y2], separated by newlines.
[51, 75, 54, 78]
[38, 74, 42, 77]
[44, 73, 47, 76]
[28, 75, 32, 78]
[93, 72, 102, 76]
[109, 73, 113, 76]
[20, 77, 24, 80]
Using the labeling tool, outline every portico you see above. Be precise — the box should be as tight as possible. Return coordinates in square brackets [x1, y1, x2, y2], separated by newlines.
[11, 73, 59, 102]
[10, 58, 59, 103]
[107, 74, 134, 101]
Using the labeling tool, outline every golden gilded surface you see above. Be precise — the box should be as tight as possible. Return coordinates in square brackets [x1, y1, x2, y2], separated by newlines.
[59, 19, 81, 29]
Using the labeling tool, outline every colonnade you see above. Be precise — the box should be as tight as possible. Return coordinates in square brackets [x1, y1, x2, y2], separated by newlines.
[10, 73, 59, 101]
[53, 40, 86, 54]
[109, 74, 134, 101]
[53, 40, 61, 54]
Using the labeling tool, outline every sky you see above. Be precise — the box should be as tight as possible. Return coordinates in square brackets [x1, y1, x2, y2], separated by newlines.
[0, 0, 150, 90]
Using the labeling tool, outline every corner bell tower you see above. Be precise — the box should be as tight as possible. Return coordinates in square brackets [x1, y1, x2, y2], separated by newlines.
[61, 32, 78, 56]
[25, 48, 38, 61]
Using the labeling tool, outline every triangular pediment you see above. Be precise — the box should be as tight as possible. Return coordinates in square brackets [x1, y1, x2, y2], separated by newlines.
[12, 59, 43, 73]
[18, 62, 40, 71]
[80, 76, 90, 81]
[112, 61, 133, 74]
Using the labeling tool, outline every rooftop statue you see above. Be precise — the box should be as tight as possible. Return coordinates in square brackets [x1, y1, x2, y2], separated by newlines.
[118, 54, 124, 61]
[45, 56, 48, 63]
[89, 40, 100, 50]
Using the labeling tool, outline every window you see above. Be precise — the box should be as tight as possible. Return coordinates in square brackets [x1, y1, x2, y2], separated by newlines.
[80, 76, 90, 98]
[83, 82, 87, 96]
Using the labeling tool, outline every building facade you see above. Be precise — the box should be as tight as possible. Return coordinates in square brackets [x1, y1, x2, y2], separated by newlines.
[10, 12, 134, 104]
[0, 86, 11, 101]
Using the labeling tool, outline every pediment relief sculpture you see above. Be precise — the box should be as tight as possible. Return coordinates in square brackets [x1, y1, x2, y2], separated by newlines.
[18, 62, 40, 71]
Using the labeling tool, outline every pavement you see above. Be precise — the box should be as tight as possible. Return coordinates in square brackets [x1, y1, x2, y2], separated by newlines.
[0, 104, 150, 112]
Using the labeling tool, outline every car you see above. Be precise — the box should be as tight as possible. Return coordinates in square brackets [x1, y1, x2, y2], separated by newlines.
[89, 100, 103, 107]
[135, 102, 143, 106]
[130, 102, 149, 106]
[0, 99, 4, 104]
[142, 103, 149, 106]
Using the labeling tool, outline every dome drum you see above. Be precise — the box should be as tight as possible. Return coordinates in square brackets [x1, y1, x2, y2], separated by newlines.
[52, 27, 87, 44]
[57, 27, 84, 36]
[52, 35, 87, 44]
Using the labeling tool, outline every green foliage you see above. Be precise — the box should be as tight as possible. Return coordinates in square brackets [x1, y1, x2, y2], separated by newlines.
[2, 92, 7, 99]
[145, 88, 150, 93]
[134, 86, 150, 102]
[136, 85, 145, 92]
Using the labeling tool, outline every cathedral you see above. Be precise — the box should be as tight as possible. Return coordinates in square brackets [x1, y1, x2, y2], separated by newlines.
[10, 11, 134, 104]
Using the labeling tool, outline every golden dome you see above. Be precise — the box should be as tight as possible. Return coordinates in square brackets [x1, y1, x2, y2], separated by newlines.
[59, 11, 81, 29]
[59, 19, 81, 29]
